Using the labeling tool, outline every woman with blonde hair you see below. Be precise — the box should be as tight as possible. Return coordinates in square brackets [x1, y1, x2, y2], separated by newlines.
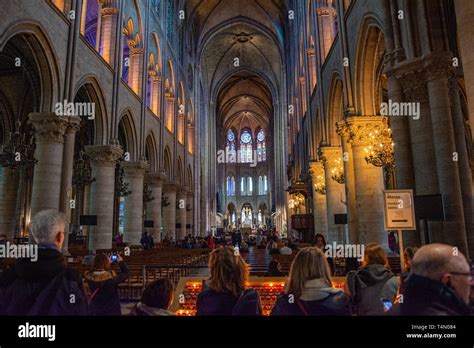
[196, 246, 262, 315]
[345, 243, 399, 315]
[271, 247, 351, 316]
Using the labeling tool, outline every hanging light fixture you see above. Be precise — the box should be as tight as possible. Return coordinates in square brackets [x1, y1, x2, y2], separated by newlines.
[0, 120, 37, 170]
[330, 158, 345, 184]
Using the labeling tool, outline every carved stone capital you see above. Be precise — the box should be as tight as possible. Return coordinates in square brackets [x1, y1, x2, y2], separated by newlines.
[339, 116, 390, 147]
[424, 58, 454, 82]
[397, 69, 429, 102]
[318, 146, 343, 169]
[122, 161, 149, 179]
[162, 180, 179, 193]
[147, 172, 166, 187]
[308, 161, 325, 178]
[66, 116, 82, 135]
[85, 145, 123, 168]
[29, 113, 70, 143]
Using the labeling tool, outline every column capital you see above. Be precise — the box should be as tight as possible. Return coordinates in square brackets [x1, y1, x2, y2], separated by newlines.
[66, 116, 82, 135]
[337, 116, 389, 147]
[424, 56, 454, 82]
[318, 146, 343, 166]
[147, 171, 166, 187]
[122, 161, 149, 179]
[85, 145, 123, 167]
[163, 180, 179, 193]
[102, 7, 118, 16]
[308, 161, 325, 178]
[29, 113, 70, 143]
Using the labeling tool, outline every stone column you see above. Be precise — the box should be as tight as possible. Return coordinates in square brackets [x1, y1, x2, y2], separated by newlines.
[186, 191, 194, 235]
[29, 113, 69, 220]
[85, 145, 123, 251]
[308, 161, 328, 238]
[162, 181, 177, 240]
[100, 7, 118, 64]
[340, 117, 388, 248]
[425, 58, 468, 254]
[337, 122, 359, 244]
[307, 48, 317, 90]
[122, 161, 149, 246]
[130, 47, 144, 95]
[166, 96, 175, 132]
[319, 146, 347, 243]
[176, 189, 188, 240]
[0, 167, 18, 239]
[59, 116, 81, 253]
[147, 171, 165, 241]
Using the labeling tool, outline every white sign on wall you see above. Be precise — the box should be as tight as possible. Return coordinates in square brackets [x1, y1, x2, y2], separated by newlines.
[382, 190, 416, 230]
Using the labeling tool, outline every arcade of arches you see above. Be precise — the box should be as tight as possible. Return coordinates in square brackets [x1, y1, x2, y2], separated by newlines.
[0, 0, 473, 257]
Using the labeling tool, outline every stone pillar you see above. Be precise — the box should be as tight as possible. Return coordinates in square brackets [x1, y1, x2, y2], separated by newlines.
[337, 122, 359, 244]
[130, 47, 144, 95]
[122, 161, 149, 246]
[340, 117, 388, 248]
[59, 117, 81, 253]
[85, 145, 123, 251]
[176, 189, 188, 240]
[100, 7, 118, 64]
[319, 146, 347, 243]
[147, 171, 165, 241]
[186, 191, 194, 235]
[162, 181, 177, 240]
[0, 167, 18, 240]
[309, 161, 328, 238]
[425, 58, 468, 254]
[307, 48, 317, 91]
[166, 96, 175, 132]
[29, 113, 69, 220]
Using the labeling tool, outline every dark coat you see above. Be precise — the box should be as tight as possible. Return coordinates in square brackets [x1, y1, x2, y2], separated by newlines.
[196, 288, 262, 316]
[346, 264, 399, 315]
[84, 261, 129, 316]
[389, 273, 471, 316]
[0, 247, 88, 315]
[270, 280, 352, 316]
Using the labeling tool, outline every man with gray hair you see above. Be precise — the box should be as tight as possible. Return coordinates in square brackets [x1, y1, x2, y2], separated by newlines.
[0, 210, 88, 315]
[389, 243, 472, 315]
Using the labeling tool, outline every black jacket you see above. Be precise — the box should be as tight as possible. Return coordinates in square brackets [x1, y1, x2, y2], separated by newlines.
[196, 288, 262, 316]
[389, 273, 471, 316]
[0, 247, 88, 315]
[84, 261, 129, 315]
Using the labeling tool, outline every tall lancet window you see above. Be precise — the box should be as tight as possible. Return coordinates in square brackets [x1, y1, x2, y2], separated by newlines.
[257, 129, 266, 162]
[226, 129, 236, 157]
[240, 129, 253, 163]
[226, 176, 235, 196]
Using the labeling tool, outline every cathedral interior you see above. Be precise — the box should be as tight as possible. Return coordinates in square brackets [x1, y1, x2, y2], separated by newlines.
[0, 0, 473, 267]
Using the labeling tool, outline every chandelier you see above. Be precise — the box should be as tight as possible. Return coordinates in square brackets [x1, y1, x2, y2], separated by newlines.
[0, 120, 37, 170]
[364, 128, 395, 168]
[313, 175, 326, 195]
[115, 154, 131, 197]
[288, 193, 305, 209]
[331, 158, 345, 184]
[143, 175, 155, 203]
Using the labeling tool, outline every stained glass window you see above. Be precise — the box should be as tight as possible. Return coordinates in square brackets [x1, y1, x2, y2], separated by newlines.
[240, 129, 253, 163]
[226, 176, 235, 196]
[257, 129, 266, 162]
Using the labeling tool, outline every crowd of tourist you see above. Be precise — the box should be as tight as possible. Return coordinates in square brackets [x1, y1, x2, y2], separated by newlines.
[0, 209, 472, 316]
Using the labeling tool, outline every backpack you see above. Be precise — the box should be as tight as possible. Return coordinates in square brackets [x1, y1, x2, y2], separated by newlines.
[27, 271, 89, 316]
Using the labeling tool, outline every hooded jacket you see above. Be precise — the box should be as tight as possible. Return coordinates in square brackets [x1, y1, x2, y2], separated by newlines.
[0, 246, 88, 315]
[346, 264, 399, 315]
[84, 261, 129, 316]
[270, 278, 352, 316]
[129, 302, 174, 316]
[389, 273, 471, 316]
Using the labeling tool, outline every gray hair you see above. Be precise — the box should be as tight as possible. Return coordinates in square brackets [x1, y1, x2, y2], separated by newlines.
[29, 210, 67, 244]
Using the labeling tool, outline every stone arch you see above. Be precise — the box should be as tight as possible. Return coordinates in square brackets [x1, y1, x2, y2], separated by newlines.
[354, 15, 386, 116]
[145, 131, 158, 173]
[73, 75, 108, 145]
[0, 20, 61, 113]
[326, 72, 344, 146]
[163, 145, 172, 181]
[117, 109, 138, 161]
